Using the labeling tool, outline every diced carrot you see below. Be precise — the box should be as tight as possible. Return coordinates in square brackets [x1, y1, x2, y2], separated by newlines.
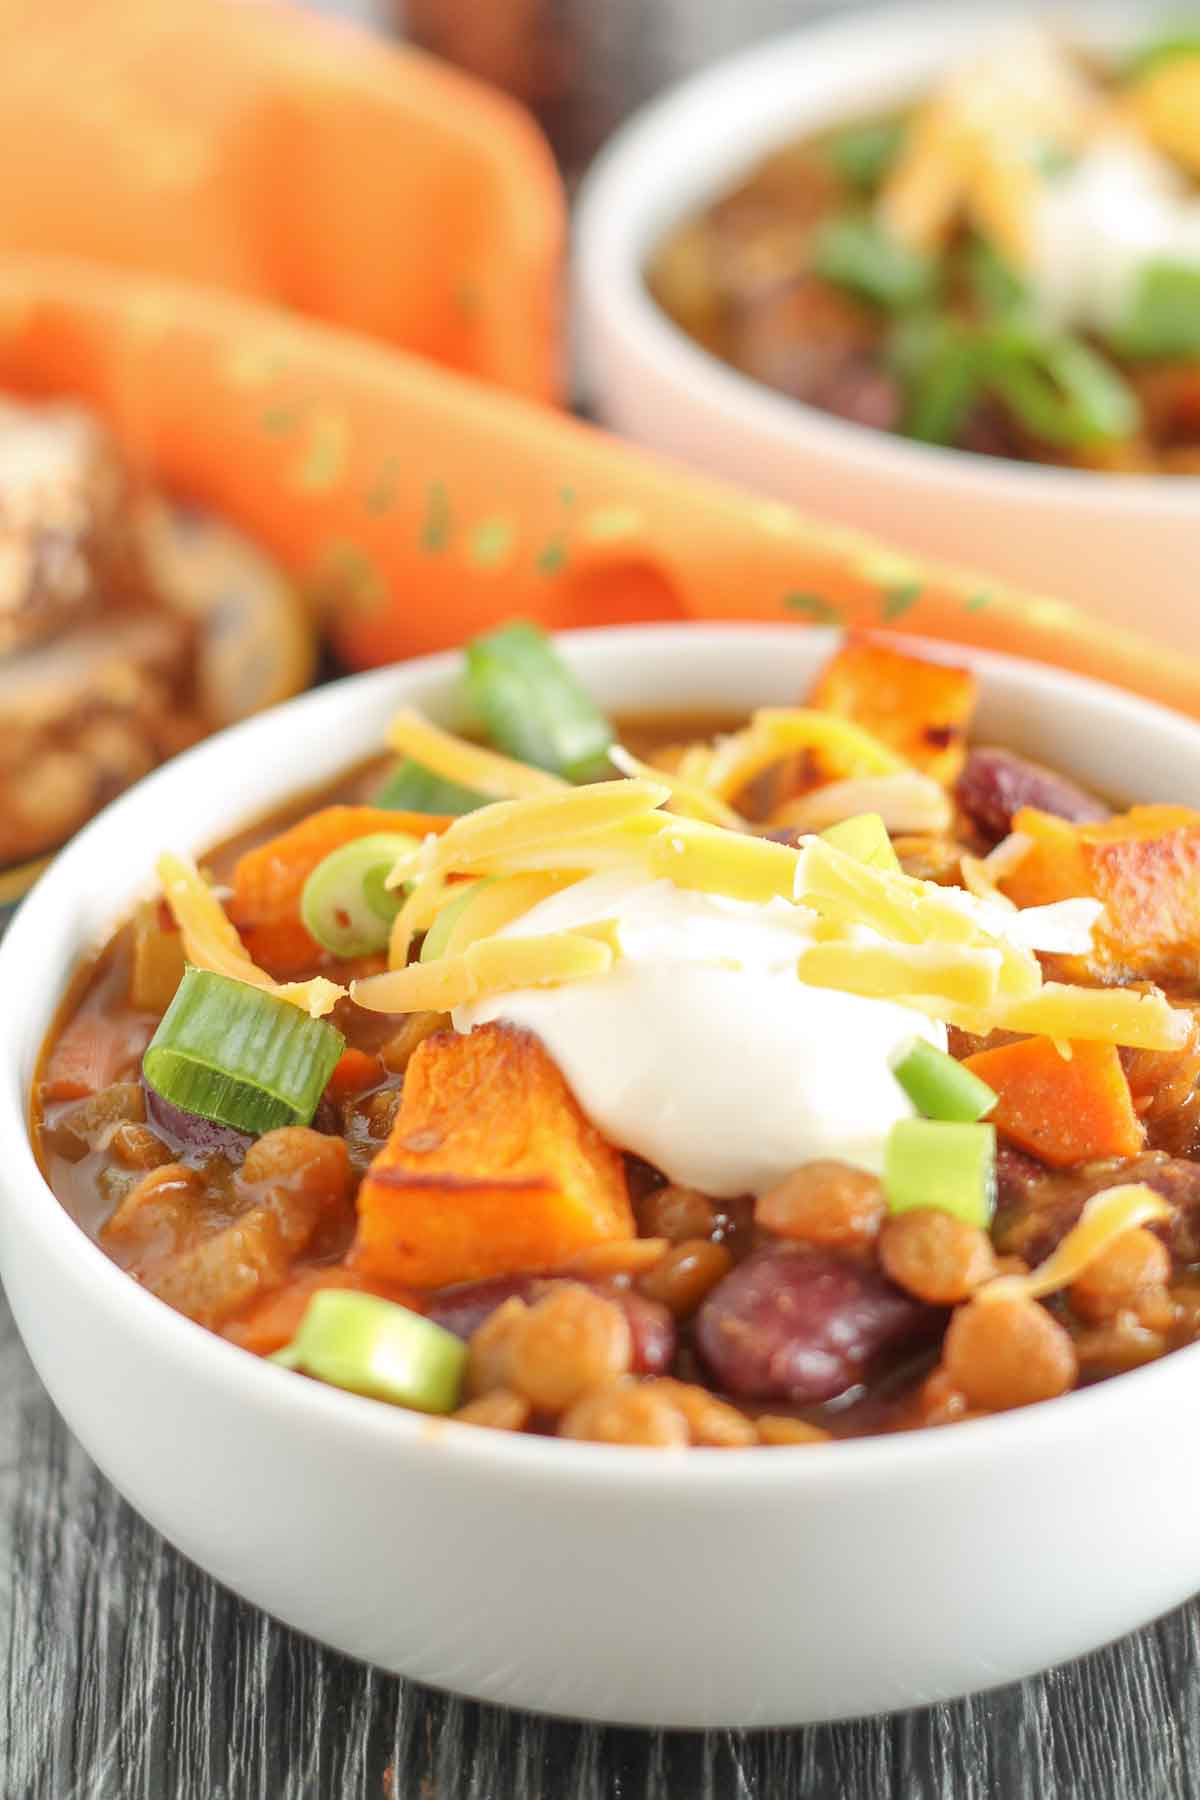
[352, 1023, 634, 1288]
[326, 1047, 384, 1102]
[223, 1266, 424, 1357]
[809, 636, 977, 783]
[962, 1037, 1144, 1169]
[228, 805, 453, 974]
[1001, 804, 1200, 983]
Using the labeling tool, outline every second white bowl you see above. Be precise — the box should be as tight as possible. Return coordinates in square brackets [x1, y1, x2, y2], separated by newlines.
[575, 0, 1199, 652]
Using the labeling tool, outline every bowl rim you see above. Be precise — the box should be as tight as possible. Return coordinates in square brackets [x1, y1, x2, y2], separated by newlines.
[6, 619, 1200, 1493]
[573, 0, 1199, 514]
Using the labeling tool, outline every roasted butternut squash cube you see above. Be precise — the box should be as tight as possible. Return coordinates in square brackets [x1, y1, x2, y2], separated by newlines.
[1001, 804, 1200, 983]
[352, 1024, 633, 1288]
[809, 636, 977, 783]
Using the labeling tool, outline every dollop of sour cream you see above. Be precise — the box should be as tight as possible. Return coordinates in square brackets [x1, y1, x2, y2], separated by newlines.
[453, 871, 946, 1198]
[1030, 131, 1200, 335]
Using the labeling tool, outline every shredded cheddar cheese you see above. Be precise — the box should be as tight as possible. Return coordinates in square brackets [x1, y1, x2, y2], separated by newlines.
[353, 929, 615, 1014]
[701, 708, 908, 802]
[157, 852, 345, 1019]
[608, 743, 745, 830]
[386, 708, 566, 800]
[437, 872, 578, 959]
[770, 772, 952, 836]
[876, 27, 1101, 263]
[980, 1184, 1173, 1303]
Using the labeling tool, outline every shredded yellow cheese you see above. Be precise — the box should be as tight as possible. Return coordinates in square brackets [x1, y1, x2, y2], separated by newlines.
[960, 853, 1017, 911]
[796, 840, 1040, 1000]
[798, 941, 1003, 1008]
[388, 778, 671, 888]
[770, 772, 952, 836]
[989, 983, 1190, 1052]
[609, 744, 745, 829]
[386, 708, 565, 800]
[646, 817, 801, 904]
[353, 930, 614, 1015]
[983, 831, 1034, 883]
[1125, 60, 1200, 178]
[980, 1184, 1172, 1304]
[382, 780, 669, 967]
[702, 708, 907, 803]
[437, 872, 578, 959]
[876, 30, 1100, 262]
[157, 852, 345, 1019]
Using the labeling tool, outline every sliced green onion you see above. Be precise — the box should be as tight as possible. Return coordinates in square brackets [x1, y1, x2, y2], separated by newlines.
[419, 880, 493, 963]
[143, 967, 344, 1134]
[1126, 29, 1200, 79]
[987, 328, 1140, 448]
[825, 117, 907, 191]
[374, 757, 489, 816]
[1107, 262, 1200, 359]
[890, 316, 987, 445]
[883, 1119, 996, 1230]
[964, 238, 1027, 321]
[820, 812, 901, 872]
[812, 215, 938, 312]
[272, 1290, 466, 1413]
[464, 619, 615, 782]
[892, 1039, 997, 1123]
[301, 833, 419, 958]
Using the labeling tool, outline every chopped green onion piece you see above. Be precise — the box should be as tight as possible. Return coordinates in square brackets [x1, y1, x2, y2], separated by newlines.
[143, 967, 344, 1134]
[892, 1039, 997, 1123]
[272, 1290, 466, 1413]
[987, 327, 1140, 448]
[825, 117, 908, 190]
[301, 833, 419, 958]
[812, 215, 938, 312]
[891, 316, 987, 444]
[1127, 29, 1200, 78]
[1108, 262, 1200, 359]
[419, 879, 494, 962]
[465, 619, 615, 782]
[374, 757, 489, 816]
[883, 1119, 996, 1230]
[964, 238, 1027, 320]
[820, 812, 901, 872]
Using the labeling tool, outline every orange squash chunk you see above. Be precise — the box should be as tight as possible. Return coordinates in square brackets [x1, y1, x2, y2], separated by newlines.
[353, 1023, 633, 1288]
[962, 1037, 1143, 1169]
[808, 636, 977, 783]
[1001, 804, 1200, 983]
[229, 804, 452, 974]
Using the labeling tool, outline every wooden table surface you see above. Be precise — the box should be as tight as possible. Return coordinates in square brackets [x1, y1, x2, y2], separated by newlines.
[3, 1, 1195, 1795]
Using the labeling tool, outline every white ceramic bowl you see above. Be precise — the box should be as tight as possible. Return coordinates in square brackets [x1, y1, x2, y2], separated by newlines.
[4, 624, 1200, 1729]
[575, 1, 1200, 653]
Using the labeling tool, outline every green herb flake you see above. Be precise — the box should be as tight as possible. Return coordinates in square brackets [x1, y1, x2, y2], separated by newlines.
[782, 591, 844, 625]
[421, 480, 453, 553]
[881, 581, 922, 621]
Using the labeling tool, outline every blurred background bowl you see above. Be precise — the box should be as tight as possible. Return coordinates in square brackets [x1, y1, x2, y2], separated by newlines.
[575, 0, 1199, 652]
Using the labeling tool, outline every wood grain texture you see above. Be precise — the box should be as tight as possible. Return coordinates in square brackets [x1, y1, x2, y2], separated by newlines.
[3, 1276, 1199, 1799]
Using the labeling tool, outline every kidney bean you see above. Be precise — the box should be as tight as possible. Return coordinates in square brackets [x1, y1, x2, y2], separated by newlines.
[427, 1275, 537, 1341]
[694, 1245, 936, 1405]
[955, 746, 1108, 844]
[427, 1274, 676, 1375]
[143, 1080, 252, 1160]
